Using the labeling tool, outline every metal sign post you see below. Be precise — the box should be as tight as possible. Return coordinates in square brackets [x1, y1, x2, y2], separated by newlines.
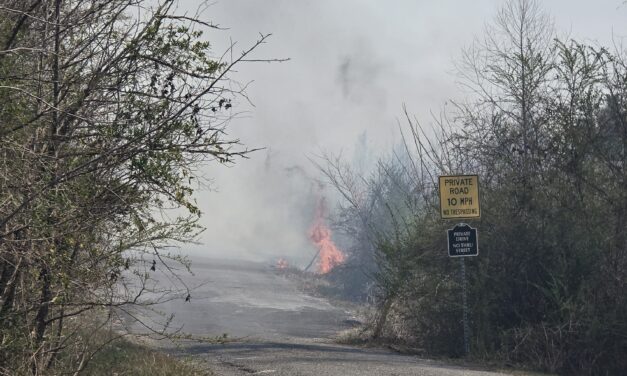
[439, 174, 481, 357]
[460, 257, 470, 356]
[447, 223, 478, 356]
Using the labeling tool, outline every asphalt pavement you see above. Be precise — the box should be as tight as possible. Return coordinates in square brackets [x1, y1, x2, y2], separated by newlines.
[138, 258, 515, 376]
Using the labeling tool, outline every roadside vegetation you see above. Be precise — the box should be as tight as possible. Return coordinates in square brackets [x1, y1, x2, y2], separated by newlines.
[319, 1, 627, 375]
[0, 0, 271, 374]
[82, 337, 210, 376]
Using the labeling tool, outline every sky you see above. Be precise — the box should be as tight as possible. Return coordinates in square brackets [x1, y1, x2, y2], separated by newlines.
[173, 0, 627, 265]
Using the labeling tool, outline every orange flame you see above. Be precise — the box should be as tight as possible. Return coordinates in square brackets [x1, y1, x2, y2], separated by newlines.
[309, 197, 345, 274]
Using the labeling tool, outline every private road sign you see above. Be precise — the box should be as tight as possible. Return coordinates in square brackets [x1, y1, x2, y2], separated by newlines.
[438, 175, 480, 219]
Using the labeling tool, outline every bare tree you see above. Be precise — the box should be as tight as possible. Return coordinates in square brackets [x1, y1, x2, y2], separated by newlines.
[320, 1, 627, 372]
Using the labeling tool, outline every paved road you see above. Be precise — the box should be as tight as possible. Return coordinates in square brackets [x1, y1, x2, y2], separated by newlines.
[141, 258, 513, 376]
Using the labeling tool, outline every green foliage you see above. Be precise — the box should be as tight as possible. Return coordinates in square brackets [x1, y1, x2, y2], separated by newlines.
[324, 1, 627, 374]
[0, 0, 269, 373]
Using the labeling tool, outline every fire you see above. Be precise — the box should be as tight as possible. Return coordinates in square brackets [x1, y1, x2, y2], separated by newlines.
[276, 258, 289, 270]
[309, 197, 345, 274]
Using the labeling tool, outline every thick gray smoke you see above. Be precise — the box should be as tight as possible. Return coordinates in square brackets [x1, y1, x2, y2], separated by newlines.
[178, 0, 627, 264]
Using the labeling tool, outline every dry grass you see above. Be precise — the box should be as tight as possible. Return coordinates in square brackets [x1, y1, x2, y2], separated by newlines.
[82, 337, 212, 376]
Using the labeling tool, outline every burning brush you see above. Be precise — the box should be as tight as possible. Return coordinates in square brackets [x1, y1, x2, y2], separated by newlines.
[306, 196, 345, 274]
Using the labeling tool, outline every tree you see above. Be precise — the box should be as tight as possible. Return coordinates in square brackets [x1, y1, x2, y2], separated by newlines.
[316, 125, 446, 342]
[322, 0, 627, 373]
[0, 0, 274, 373]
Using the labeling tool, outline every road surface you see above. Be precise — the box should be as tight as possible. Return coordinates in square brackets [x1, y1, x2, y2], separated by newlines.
[138, 258, 514, 376]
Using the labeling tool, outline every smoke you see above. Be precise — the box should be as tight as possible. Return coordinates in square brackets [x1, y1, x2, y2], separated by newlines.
[176, 0, 627, 265]
[186, 151, 317, 265]
[177, 0, 486, 265]
[336, 40, 385, 105]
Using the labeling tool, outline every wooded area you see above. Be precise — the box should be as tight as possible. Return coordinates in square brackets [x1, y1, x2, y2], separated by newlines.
[0, 0, 625, 375]
[321, 1, 627, 374]
[0, 1, 266, 374]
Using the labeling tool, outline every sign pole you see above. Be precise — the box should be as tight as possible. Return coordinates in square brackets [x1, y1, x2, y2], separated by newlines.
[439, 174, 480, 357]
[461, 257, 470, 356]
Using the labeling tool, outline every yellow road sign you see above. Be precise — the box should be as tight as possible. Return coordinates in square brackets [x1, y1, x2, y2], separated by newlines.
[439, 175, 480, 219]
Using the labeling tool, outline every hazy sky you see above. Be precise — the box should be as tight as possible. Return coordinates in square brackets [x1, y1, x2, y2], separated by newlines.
[176, 1, 627, 264]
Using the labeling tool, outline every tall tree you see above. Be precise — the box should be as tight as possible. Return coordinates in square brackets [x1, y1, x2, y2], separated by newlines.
[0, 0, 274, 373]
[322, 1, 627, 373]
